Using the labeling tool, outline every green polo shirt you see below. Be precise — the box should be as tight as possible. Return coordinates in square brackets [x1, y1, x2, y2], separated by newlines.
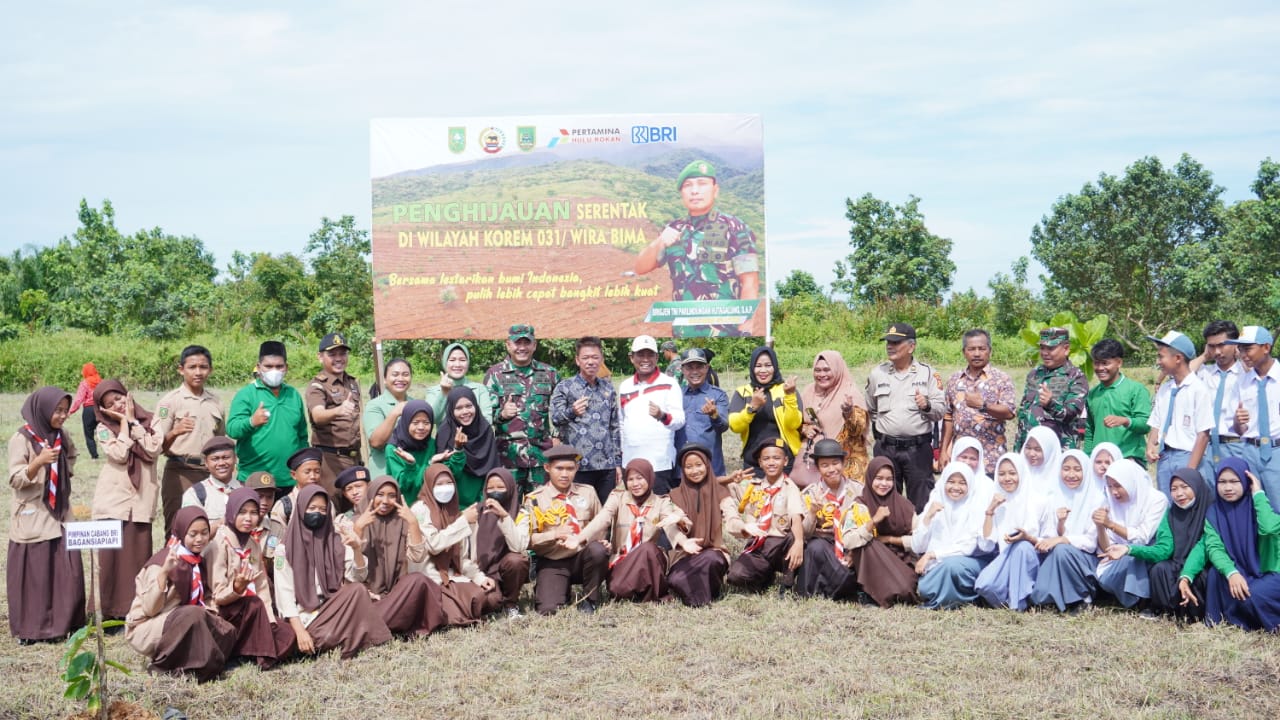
[1083, 373, 1152, 460]
[226, 380, 309, 487]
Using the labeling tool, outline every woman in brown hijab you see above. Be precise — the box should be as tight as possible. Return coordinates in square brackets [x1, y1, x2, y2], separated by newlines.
[792, 350, 870, 488]
[125, 507, 237, 681]
[851, 456, 920, 607]
[666, 444, 735, 606]
[91, 379, 164, 620]
[358, 475, 444, 636]
[208, 487, 296, 668]
[7, 386, 86, 642]
[577, 458, 690, 604]
[473, 468, 529, 616]
[275, 485, 391, 659]
[413, 464, 499, 626]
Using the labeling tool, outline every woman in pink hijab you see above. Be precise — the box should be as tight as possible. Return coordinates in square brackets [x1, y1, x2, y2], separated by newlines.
[791, 351, 870, 489]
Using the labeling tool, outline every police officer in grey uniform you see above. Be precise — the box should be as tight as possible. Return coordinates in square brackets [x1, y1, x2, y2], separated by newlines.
[865, 323, 946, 513]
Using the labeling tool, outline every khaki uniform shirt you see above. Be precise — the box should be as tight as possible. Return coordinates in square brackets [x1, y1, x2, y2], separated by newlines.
[207, 524, 277, 622]
[724, 476, 804, 538]
[580, 491, 688, 564]
[7, 432, 78, 543]
[91, 422, 163, 523]
[126, 564, 220, 657]
[520, 482, 602, 560]
[306, 372, 363, 449]
[865, 359, 946, 437]
[800, 482, 873, 551]
[151, 387, 225, 459]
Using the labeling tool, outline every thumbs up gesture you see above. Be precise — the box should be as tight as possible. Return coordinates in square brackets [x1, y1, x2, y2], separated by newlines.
[914, 387, 928, 410]
[251, 401, 270, 427]
[174, 413, 196, 436]
[1234, 401, 1250, 433]
[1037, 382, 1053, 408]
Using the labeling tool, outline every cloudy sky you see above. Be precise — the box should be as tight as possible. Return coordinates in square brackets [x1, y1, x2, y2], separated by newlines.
[3, 1, 1276, 297]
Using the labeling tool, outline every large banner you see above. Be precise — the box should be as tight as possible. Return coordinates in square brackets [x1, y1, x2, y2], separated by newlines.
[370, 114, 765, 340]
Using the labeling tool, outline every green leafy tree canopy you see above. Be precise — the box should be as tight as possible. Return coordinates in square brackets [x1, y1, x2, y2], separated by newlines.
[833, 193, 955, 304]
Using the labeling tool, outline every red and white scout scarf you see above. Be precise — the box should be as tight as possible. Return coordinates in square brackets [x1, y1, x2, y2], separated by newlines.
[611, 503, 652, 569]
[177, 543, 205, 606]
[23, 424, 61, 509]
[234, 544, 257, 597]
[745, 485, 783, 553]
[824, 491, 846, 563]
[554, 494, 582, 534]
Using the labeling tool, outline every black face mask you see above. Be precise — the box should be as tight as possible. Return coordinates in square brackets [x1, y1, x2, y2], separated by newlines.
[485, 490, 509, 505]
[302, 512, 327, 530]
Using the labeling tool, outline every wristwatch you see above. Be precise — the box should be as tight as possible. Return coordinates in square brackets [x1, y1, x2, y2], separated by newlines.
[980, 400, 989, 415]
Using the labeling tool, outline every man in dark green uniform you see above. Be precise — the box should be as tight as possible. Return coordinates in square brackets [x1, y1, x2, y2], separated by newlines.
[484, 324, 561, 493]
[1015, 327, 1089, 450]
[635, 159, 761, 338]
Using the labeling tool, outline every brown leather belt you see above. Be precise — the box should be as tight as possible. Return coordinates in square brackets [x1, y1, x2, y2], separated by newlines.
[315, 445, 361, 459]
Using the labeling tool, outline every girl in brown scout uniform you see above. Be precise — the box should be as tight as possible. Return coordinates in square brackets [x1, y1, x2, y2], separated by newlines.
[357, 475, 445, 636]
[208, 487, 296, 668]
[576, 459, 692, 603]
[413, 464, 501, 626]
[125, 507, 236, 681]
[725, 439, 806, 592]
[472, 468, 530, 617]
[274, 485, 392, 659]
[852, 457, 921, 607]
[7, 386, 86, 643]
[666, 444, 738, 607]
[92, 379, 164, 620]
[796, 439, 874, 600]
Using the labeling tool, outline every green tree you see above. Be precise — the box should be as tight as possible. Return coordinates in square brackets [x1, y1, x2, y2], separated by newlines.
[305, 215, 373, 348]
[988, 256, 1042, 336]
[774, 269, 823, 300]
[1030, 154, 1226, 346]
[40, 200, 217, 338]
[1219, 158, 1280, 319]
[832, 193, 955, 304]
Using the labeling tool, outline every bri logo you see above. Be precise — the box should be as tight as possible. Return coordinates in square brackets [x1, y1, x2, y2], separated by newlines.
[631, 126, 677, 144]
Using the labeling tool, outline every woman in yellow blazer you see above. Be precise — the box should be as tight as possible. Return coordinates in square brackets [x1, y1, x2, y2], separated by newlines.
[728, 346, 803, 476]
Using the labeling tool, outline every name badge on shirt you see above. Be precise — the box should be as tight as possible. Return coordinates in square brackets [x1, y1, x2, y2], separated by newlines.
[572, 496, 588, 510]
[1182, 415, 1191, 429]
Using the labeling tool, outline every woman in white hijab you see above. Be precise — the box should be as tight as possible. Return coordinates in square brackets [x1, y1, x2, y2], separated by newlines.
[911, 462, 992, 609]
[928, 436, 994, 506]
[1029, 447, 1111, 611]
[1020, 426, 1063, 495]
[1094, 458, 1169, 607]
[974, 453, 1056, 610]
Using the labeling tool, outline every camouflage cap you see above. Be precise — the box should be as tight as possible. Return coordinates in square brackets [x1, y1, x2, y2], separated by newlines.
[508, 324, 536, 341]
[1039, 327, 1070, 347]
[676, 159, 716, 190]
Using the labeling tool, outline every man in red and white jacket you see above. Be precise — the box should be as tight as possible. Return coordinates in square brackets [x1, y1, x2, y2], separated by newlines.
[619, 335, 686, 494]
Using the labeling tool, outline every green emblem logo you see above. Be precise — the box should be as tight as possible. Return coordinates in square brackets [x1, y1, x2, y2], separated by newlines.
[517, 126, 536, 151]
[158, 406, 169, 419]
[448, 127, 466, 154]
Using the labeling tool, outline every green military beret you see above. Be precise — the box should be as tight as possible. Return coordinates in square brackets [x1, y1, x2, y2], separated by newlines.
[676, 160, 716, 190]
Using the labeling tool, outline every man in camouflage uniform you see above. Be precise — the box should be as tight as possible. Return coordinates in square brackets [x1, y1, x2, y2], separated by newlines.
[484, 323, 560, 493]
[635, 159, 761, 338]
[1015, 327, 1089, 451]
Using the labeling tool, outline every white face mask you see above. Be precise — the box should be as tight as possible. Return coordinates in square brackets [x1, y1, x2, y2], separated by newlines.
[432, 484, 456, 504]
[260, 369, 285, 388]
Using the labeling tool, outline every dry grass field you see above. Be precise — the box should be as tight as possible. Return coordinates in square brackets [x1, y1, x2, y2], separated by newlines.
[1, 368, 1277, 719]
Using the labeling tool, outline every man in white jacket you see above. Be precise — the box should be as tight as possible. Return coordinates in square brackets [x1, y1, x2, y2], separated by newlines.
[618, 335, 686, 494]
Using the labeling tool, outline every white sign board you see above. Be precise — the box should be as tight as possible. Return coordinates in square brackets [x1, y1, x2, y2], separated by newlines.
[65, 520, 123, 550]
